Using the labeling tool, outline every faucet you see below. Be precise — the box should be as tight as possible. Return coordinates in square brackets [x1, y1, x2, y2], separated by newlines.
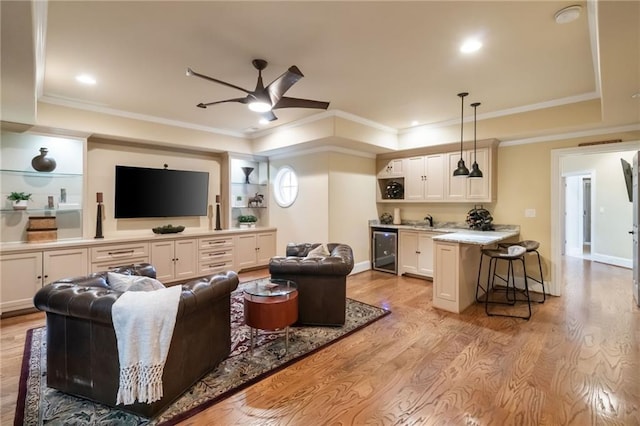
[424, 214, 433, 227]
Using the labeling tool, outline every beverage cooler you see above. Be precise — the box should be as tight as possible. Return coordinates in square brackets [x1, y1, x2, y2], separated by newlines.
[371, 228, 398, 274]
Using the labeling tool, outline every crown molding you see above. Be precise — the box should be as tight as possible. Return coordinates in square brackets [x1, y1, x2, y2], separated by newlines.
[266, 144, 377, 161]
[499, 123, 640, 147]
[38, 95, 246, 138]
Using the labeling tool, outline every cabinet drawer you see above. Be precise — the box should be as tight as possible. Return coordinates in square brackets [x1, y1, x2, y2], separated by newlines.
[199, 236, 234, 250]
[90, 256, 150, 273]
[90, 243, 149, 263]
[198, 259, 234, 275]
[199, 248, 234, 263]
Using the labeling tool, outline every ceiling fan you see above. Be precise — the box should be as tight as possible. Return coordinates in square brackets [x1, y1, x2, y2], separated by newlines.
[186, 59, 330, 122]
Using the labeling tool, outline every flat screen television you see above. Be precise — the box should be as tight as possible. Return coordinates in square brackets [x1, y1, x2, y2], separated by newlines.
[620, 158, 633, 203]
[115, 165, 209, 218]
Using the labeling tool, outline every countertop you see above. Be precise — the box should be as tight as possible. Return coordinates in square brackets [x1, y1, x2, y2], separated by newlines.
[370, 221, 520, 246]
[0, 226, 278, 253]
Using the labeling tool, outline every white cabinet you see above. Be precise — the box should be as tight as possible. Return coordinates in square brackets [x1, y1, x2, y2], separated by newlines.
[445, 147, 492, 202]
[1, 248, 88, 314]
[445, 151, 469, 200]
[432, 241, 483, 313]
[406, 155, 444, 201]
[377, 158, 405, 178]
[235, 231, 276, 271]
[199, 235, 235, 275]
[466, 147, 491, 200]
[398, 230, 435, 278]
[151, 238, 198, 282]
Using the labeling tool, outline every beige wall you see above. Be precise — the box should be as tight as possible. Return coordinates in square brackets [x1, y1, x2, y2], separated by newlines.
[328, 152, 378, 265]
[269, 153, 330, 255]
[269, 150, 377, 265]
[86, 138, 221, 238]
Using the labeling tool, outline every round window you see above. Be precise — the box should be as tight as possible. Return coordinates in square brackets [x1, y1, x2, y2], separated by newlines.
[273, 166, 299, 208]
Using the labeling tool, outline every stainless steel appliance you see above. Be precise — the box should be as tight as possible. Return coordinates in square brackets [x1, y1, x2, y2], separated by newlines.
[372, 228, 397, 274]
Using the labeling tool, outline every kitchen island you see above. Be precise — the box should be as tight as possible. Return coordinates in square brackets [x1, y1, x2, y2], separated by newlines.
[370, 222, 519, 313]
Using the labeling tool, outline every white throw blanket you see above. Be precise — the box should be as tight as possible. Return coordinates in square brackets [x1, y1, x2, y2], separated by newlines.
[111, 285, 182, 405]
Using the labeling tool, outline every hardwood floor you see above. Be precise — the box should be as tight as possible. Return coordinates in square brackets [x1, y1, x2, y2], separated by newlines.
[2, 258, 639, 425]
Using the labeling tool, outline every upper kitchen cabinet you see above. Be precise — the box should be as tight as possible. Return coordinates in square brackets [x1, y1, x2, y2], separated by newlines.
[405, 154, 444, 201]
[445, 147, 493, 202]
[377, 158, 405, 178]
[376, 139, 497, 204]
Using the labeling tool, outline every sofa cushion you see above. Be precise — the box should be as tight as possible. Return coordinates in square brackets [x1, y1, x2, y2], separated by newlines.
[305, 243, 330, 258]
[107, 272, 165, 292]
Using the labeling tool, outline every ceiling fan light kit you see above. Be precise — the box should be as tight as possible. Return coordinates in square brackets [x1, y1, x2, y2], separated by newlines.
[187, 59, 329, 122]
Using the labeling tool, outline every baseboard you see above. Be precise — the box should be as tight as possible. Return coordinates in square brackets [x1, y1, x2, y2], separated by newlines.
[351, 260, 371, 275]
[590, 253, 632, 269]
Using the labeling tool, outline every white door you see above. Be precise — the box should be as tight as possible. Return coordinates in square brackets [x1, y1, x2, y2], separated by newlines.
[633, 153, 639, 306]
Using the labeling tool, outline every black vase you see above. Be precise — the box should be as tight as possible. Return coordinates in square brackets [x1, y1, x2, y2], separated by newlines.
[31, 147, 57, 172]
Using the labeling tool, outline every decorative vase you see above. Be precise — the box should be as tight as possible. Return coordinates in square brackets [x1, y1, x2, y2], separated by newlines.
[241, 167, 254, 184]
[31, 147, 57, 172]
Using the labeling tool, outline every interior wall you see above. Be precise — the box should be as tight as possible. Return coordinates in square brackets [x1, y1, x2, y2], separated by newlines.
[562, 150, 635, 263]
[328, 152, 378, 265]
[86, 138, 221, 238]
[269, 153, 330, 255]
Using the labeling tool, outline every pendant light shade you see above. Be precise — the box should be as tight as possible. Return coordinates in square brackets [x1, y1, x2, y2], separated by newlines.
[453, 92, 469, 177]
[469, 101, 483, 178]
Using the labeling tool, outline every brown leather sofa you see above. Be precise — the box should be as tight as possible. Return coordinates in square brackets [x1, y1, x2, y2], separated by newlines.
[269, 243, 354, 326]
[33, 263, 239, 418]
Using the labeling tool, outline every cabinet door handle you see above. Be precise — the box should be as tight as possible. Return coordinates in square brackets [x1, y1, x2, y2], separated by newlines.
[209, 251, 226, 256]
[206, 262, 226, 268]
[37, 275, 42, 279]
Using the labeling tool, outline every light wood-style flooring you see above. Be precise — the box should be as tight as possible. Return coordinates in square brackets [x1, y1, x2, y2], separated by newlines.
[2, 257, 639, 425]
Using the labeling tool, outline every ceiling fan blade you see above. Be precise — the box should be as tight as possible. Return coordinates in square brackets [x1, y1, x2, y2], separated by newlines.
[261, 110, 278, 121]
[187, 67, 252, 95]
[273, 96, 330, 110]
[196, 97, 248, 109]
[266, 66, 304, 106]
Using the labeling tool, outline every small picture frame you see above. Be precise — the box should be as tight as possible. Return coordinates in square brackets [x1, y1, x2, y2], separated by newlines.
[233, 195, 246, 207]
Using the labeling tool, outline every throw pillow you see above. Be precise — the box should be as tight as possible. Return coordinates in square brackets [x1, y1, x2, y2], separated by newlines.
[107, 272, 166, 292]
[305, 243, 330, 259]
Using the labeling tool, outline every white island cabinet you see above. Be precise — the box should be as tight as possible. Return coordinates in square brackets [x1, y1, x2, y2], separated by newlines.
[432, 229, 519, 313]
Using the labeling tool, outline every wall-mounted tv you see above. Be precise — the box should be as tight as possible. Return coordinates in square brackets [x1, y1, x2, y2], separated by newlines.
[115, 165, 209, 218]
[620, 158, 633, 203]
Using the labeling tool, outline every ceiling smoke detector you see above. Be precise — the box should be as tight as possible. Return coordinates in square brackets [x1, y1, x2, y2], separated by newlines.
[554, 5, 582, 24]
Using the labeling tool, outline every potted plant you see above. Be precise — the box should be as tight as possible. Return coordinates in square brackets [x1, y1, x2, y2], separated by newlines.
[7, 192, 32, 210]
[238, 214, 258, 229]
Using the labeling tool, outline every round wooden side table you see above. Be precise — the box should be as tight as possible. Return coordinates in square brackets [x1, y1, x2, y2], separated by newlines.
[243, 278, 298, 353]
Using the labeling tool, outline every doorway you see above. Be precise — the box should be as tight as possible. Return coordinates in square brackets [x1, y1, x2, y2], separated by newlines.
[552, 140, 640, 297]
[564, 172, 593, 261]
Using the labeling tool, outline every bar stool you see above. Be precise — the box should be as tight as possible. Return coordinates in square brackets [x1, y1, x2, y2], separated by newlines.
[475, 245, 532, 320]
[498, 240, 545, 303]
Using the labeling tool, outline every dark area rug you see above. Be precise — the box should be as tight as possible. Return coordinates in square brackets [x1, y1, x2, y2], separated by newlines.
[14, 280, 390, 425]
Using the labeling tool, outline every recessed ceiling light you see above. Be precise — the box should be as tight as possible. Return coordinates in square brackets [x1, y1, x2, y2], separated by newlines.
[554, 5, 582, 24]
[460, 38, 482, 54]
[75, 74, 96, 85]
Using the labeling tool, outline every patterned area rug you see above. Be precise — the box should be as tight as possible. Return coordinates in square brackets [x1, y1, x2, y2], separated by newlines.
[15, 280, 390, 425]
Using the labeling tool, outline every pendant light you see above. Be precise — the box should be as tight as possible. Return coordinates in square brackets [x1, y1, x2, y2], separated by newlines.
[469, 101, 483, 178]
[453, 92, 470, 176]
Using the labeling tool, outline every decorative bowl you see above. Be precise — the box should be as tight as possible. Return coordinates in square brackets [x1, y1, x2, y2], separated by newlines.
[152, 225, 185, 234]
